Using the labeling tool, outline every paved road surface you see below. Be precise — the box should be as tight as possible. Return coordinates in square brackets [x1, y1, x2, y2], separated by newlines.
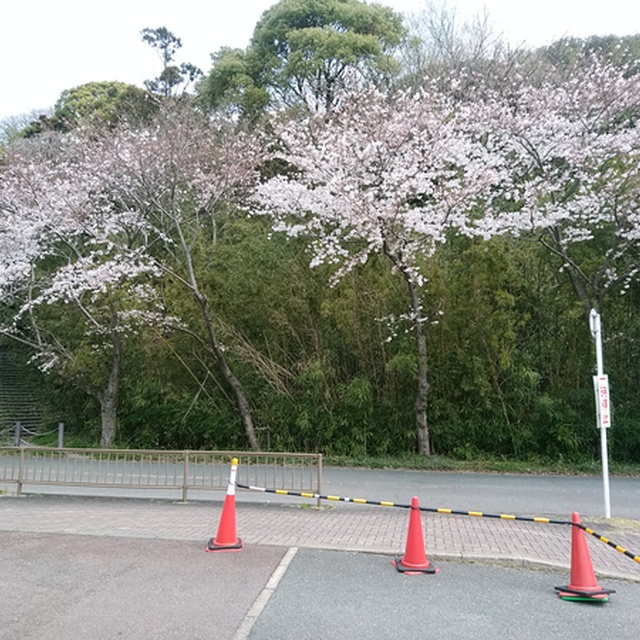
[321, 468, 640, 520]
[0, 531, 287, 640]
[251, 549, 640, 640]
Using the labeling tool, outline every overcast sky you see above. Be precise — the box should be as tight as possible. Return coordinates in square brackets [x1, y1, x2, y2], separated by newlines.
[2, 0, 639, 121]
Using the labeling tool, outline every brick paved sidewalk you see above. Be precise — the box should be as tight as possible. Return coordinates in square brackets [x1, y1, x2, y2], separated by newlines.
[1, 494, 639, 582]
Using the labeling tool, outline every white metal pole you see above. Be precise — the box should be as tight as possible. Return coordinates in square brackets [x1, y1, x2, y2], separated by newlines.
[590, 309, 611, 519]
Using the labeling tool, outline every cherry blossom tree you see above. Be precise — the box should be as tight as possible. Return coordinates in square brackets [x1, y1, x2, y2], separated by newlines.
[88, 107, 265, 450]
[0, 108, 264, 449]
[0, 133, 164, 447]
[486, 57, 640, 313]
[253, 88, 508, 456]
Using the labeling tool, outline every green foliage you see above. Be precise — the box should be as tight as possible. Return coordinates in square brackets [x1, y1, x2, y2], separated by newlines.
[142, 26, 202, 98]
[422, 234, 607, 461]
[199, 0, 406, 117]
[253, 0, 405, 110]
[7, 36, 640, 461]
[20, 82, 157, 137]
[196, 48, 269, 119]
[12, 206, 640, 463]
[1, 113, 40, 147]
[53, 82, 157, 130]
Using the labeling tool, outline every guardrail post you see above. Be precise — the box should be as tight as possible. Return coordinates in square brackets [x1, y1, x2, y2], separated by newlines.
[316, 453, 323, 507]
[17, 446, 24, 496]
[182, 450, 190, 502]
[58, 422, 64, 449]
[14, 422, 22, 447]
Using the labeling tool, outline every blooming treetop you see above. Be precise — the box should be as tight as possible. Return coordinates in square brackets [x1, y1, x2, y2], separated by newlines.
[104, 117, 260, 217]
[253, 87, 509, 289]
[0, 131, 163, 371]
[0, 109, 263, 447]
[0, 112, 261, 337]
[486, 57, 640, 306]
[86, 109, 264, 451]
[0, 129, 178, 447]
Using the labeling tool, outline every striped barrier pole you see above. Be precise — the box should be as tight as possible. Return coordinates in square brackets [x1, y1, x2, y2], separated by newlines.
[235, 482, 640, 565]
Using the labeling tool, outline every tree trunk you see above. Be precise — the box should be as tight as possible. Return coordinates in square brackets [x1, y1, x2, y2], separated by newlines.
[99, 395, 118, 448]
[407, 277, 431, 457]
[173, 219, 261, 451]
[414, 320, 431, 456]
[213, 336, 261, 451]
[97, 329, 122, 448]
[382, 241, 432, 456]
[197, 293, 261, 451]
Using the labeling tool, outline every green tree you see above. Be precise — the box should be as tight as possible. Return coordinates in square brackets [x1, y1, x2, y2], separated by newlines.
[197, 47, 269, 120]
[0, 131, 167, 447]
[199, 0, 406, 117]
[18, 82, 157, 139]
[1, 111, 44, 147]
[142, 27, 202, 98]
[53, 81, 157, 130]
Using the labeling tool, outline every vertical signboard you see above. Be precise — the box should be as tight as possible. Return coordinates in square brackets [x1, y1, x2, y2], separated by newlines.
[593, 374, 611, 429]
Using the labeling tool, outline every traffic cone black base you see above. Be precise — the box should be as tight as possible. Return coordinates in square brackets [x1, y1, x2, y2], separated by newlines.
[206, 537, 244, 553]
[391, 559, 438, 575]
[556, 591, 610, 602]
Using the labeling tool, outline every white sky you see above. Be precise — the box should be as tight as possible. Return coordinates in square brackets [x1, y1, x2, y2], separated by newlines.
[1, 0, 639, 121]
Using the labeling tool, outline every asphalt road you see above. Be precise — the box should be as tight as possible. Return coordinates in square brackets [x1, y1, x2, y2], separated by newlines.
[0, 467, 640, 521]
[0, 531, 287, 640]
[320, 468, 640, 520]
[3, 460, 639, 639]
[4, 466, 635, 520]
[2, 464, 639, 639]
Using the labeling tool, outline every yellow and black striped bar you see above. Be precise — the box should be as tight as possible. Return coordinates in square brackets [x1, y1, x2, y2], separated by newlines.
[235, 482, 569, 524]
[424, 506, 569, 525]
[579, 524, 640, 565]
[236, 481, 640, 565]
[236, 482, 411, 509]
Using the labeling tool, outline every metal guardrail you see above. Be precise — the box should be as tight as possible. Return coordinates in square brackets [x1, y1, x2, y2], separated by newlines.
[0, 447, 323, 502]
[0, 422, 65, 448]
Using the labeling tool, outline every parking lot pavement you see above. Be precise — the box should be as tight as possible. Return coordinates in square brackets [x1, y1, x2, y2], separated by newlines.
[0, 530, 287, 640]
[1, 530, 639, 640]
[250, 549, 640, 640]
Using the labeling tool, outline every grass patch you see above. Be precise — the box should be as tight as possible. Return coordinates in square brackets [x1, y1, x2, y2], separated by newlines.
[587, 517, 640, 532]
[324, 454, 640, 476]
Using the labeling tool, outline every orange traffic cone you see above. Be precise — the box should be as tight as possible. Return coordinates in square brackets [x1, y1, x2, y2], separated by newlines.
[392, 496, 438, 574]
[555, 512, 614, 601]
[206, 457, 243, 552]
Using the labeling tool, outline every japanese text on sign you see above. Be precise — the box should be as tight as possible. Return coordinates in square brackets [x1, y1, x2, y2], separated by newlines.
[593, 375, 611, 429]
